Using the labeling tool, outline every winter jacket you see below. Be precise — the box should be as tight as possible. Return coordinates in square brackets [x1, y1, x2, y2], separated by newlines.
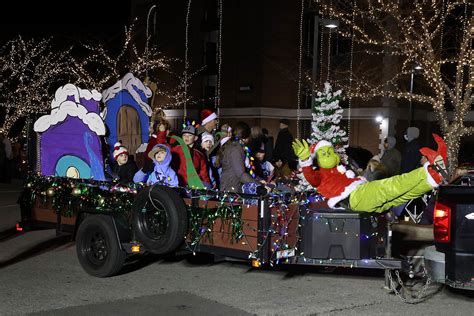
[220, 142, 260, 192]
[381, 148, 401, 176]
[154, 131, 211, 187]
[273, 128, 297, 167]
[300, 158, 366, 208]
[113, 159, 138, 184]
[133, 144, 178, 187]
[400, 140, 421, 174]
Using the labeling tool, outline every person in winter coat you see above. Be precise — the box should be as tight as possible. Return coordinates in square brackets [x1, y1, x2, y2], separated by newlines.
[400, 127, 421, 174]
[154, 124, 211, 188]
[273, 119, 297, 170]
[112, 142, 138, 184]
[219, 121, 261, 192]
[362, 156, 388, 182]
[380, 136, 401, 176]
[201, 132, 219, 188]
[133, 143, 178, 187]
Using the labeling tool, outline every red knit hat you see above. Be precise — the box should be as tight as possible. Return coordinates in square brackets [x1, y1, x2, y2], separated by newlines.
[113, 142, 128, 160]
[200, 109, 217, 125]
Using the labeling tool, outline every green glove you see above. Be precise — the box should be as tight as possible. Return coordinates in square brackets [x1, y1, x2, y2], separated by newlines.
[292, 139, 310, 161]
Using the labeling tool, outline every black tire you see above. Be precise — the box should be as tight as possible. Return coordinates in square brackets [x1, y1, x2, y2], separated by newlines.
[132, 186, 187, 254]
[76, 214, 126, 277]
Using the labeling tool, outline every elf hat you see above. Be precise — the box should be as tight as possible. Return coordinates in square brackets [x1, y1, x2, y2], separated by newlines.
[200, 109, 217, 125]
[113, 142, 128, 160]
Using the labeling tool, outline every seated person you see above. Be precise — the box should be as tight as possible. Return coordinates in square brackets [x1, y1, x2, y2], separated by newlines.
[293, 134, 447, 212]
[201, 132, 219, 188]
[112, 142, 138, 184]
[134, 144, 178, 187]
[218, 121, 262, 193]
[255, 149, 275, 182]
[362, 155, 388, 182]
[156, 124, 211, 188]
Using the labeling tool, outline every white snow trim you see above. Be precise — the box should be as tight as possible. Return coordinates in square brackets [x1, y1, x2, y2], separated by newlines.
[101, 73, 153, 117]
[34, 100, 106, 135]
[51, 84, 102, 109]
[135, 143, 148, 154]
[327, 178, 366, 209]
[202, 112, 217, 125]
[315, 140, 332, 151]
[299, 158, 313, 168]
[423, 162, 439, 188]
[336, 165, 347, 173]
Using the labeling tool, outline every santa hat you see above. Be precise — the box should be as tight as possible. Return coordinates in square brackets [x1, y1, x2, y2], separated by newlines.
[220, 136, 231, 146]
[200, 109, 217, 126]
[201, 132, 214, 146]
[113, 142, 128, 160]
[310, 140, 332, 158]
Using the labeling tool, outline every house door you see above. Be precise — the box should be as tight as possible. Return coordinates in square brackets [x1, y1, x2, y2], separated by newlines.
[117, 105, 142, 157]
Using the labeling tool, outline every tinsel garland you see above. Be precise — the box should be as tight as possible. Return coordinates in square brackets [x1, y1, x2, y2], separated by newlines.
[22, 173, 142, 217]
[187, 203, 243, 246]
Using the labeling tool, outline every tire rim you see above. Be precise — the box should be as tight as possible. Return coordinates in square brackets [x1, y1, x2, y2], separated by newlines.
[141, 199, 168, 240]
[83, 227, 108, 267]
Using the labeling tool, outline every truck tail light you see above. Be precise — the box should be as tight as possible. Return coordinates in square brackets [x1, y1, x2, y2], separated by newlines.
[434, 201, 451, 243]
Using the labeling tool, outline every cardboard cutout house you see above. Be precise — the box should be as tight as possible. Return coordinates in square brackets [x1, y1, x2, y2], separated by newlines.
[101, 73, 152, 161]
[34, 84, 106, 180]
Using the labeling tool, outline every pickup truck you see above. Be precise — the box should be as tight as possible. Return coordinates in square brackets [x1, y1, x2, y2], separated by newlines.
[424, 173, 474, 290]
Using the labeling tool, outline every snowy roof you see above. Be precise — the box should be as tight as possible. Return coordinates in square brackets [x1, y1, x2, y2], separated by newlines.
[51, 83, 102, 109]
[34, 100, 106, 135]
[101, 73, 153, 117]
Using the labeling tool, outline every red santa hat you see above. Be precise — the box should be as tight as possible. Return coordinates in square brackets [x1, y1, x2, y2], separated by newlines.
[113, 142, 128, 160]
[200, 109, 217, 126]
[310, 140, 332, 158]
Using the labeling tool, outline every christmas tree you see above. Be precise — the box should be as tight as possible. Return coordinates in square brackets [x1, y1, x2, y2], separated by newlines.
[310, 82, 348, 159]
[294, 82, 348, 192]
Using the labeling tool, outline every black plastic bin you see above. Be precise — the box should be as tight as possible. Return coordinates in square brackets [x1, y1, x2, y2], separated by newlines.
[302, 208, 387, 260]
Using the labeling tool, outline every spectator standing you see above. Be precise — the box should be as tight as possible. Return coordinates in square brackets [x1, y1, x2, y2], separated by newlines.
[400, 127, 421, 174]
[380, 136, 401, 176]
[273, 119, 297, 170]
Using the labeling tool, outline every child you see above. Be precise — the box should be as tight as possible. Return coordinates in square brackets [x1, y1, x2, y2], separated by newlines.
[112, 142, 138, 184]
[134, 143, 178, 187]
[201, 132, 218, 187]
[155, 124, 211, 188]
[255, 149, 274, 182]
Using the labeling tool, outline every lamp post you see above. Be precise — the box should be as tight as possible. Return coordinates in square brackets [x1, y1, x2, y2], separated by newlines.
[408, 65, 422, 126]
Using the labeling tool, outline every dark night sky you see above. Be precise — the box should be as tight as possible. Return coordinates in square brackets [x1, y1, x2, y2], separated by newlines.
[0, 0, 132, 45]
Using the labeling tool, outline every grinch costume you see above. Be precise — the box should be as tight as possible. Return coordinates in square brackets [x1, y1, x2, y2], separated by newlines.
[293, 134, 447, 213]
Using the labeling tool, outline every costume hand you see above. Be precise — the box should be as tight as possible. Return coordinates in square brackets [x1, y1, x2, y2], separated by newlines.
[292, 139, 310, 161]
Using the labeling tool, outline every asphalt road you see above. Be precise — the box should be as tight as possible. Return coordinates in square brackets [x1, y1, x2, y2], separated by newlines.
[1, 181, 473, 315]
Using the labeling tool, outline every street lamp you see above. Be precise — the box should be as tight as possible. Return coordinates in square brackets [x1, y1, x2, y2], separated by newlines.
[408, 65, 422, 126]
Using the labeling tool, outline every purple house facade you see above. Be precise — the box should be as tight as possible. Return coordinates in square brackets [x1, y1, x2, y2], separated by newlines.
[34, 84, 106, 180]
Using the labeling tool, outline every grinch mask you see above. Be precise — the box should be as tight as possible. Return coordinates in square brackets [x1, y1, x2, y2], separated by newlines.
[316, 145, 340, 169]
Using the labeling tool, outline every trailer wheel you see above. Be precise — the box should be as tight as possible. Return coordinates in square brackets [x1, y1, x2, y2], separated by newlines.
[76, 214, 126, 277]
[132, 186, 187, 254]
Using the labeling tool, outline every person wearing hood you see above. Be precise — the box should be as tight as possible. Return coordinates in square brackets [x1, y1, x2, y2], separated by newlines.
[112, 142, 138, 184]
[400, 127, 421, 174]
[380, 136, 401, 176]
[133, 144, 178, 187]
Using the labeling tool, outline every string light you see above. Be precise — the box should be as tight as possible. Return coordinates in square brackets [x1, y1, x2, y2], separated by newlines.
[318, 0, 473, 173]
[216, 0, 223, 119]
[296, 0, 304, 139]
[183, 0, 192, 120]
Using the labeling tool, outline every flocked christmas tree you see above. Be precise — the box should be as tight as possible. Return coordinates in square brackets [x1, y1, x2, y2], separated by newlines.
[295, 82, 348, 192]
[310, 81, 348, 158]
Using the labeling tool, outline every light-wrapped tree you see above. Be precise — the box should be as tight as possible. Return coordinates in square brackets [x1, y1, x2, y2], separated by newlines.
[319, 0, 473, 173]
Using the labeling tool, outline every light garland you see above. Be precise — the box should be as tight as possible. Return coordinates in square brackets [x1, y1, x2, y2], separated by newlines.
[316, 0, 473, 173]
